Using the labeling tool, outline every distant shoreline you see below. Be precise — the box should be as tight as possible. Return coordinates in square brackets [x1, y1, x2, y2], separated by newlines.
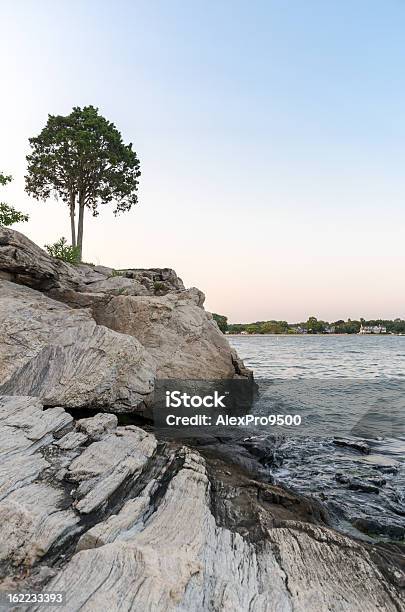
[226, 333, 405, 337]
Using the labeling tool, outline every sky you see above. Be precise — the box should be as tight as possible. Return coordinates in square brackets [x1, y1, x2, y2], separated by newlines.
[1, 0, 405, 323]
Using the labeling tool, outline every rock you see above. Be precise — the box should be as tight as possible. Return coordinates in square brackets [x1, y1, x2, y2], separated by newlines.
[93, 265, 114, 277]
[0, 227, 83, 292]
[66, 427, 157, 514]
[0, 396, 73, 502]
[123, 268, 186, 293]
[37, 450, 405, 612]
[0, 396, 403, 611]
[266, 523, 402, 611]
[76, 413, 118, 441]
[75, 479, 158, 552]
[0, 281, 156, 412]
[84, 275, 151, 296]
[352, 517, 405, 540]
[368, 476, 387, 487]
[0, 396, 80, 569]
[333, 437, 370, 453]
[0, 396, 156, 571]
[0, 228, 183, 299]
[55, 431, 88, 450]
[335, 473, 380, 493]
[92, 290, 249, 379]
[0, 228, 251, 381]
[0, 483, 80, 568]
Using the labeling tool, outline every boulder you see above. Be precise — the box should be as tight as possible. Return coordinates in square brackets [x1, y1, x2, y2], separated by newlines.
[121, 267, 186, 294]
[0, 281, 156, 412]
[93, 265, 114, 277]
[0, 227, 83, 292]
[92, 289, 250, 379]
[333, 437, 370, 454]
[83, 275, 151, 296]
[66, 427, 157, 515]
[0, 228, 250, 380]
[76, 413, 119, 441]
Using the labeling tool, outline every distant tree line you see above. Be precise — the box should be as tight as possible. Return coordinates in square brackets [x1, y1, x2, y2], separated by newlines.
[228, 320, 290, 334]
[219, 316, 405, 335]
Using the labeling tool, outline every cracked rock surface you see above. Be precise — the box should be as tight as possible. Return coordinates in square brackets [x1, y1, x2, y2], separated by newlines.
[0, 281, 156, 412]
[92, 290, 249, 379]
[0, 396, 403, 612]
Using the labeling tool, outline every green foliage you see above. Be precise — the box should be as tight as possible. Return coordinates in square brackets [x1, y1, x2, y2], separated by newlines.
[0, 203, 29, 227]
[111, 269, 125, 277]
[306, 316, 326, 334]
[333, 319, 361, 334]
[0, 172, 29, 227]
[25, 105, 141, 258]
[260, 321, 289, 334]
[0, 172, 12, 187]
[385, 319, 405, 334]
[153, 281, 166, 293]
[228, 320, 288, 334]
[45, 237, 80, 264]
[212, 313, 228, 333]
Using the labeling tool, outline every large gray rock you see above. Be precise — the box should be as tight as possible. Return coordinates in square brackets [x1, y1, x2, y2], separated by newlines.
[0, 227, 83, 292]
[66, 426, 157, 514]
[0, 281, 156, 412]
[83, 268, 186, 297]
[92, 289, 251, 379]
[0, 397, 402, 612]
[0, 396, 156, 573]
[0, 396, 72, 502]
[0, 228, 250, 380]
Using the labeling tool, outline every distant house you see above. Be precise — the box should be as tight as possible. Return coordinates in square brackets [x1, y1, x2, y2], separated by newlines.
[359, 325, 387, 334]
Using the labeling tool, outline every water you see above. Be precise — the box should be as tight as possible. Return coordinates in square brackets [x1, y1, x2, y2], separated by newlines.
[229, 333, 405, 379]
[228, 334, 405, 542]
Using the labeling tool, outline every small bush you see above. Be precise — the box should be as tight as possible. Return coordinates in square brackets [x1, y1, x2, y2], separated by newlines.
[153, 281, 166, 293]
[45, 237, 80, 264]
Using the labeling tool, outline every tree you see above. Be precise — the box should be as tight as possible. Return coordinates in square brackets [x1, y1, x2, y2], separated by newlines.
[213, 313, 228, 333]
[0, 172, 29, 227]
[25, 106, 141, 260]
[306, 316, 325, 334]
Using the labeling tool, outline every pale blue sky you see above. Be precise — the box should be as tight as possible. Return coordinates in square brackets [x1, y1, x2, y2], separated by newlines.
[1, 1, 405, 321]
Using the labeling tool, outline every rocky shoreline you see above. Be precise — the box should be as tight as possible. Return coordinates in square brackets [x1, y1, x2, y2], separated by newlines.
[0, 228, 404, 611]
[0, 397, 403, 611]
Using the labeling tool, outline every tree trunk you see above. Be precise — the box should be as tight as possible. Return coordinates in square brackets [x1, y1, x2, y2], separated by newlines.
[77, 198, 85, 261]
[70, 192, 76, 247]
